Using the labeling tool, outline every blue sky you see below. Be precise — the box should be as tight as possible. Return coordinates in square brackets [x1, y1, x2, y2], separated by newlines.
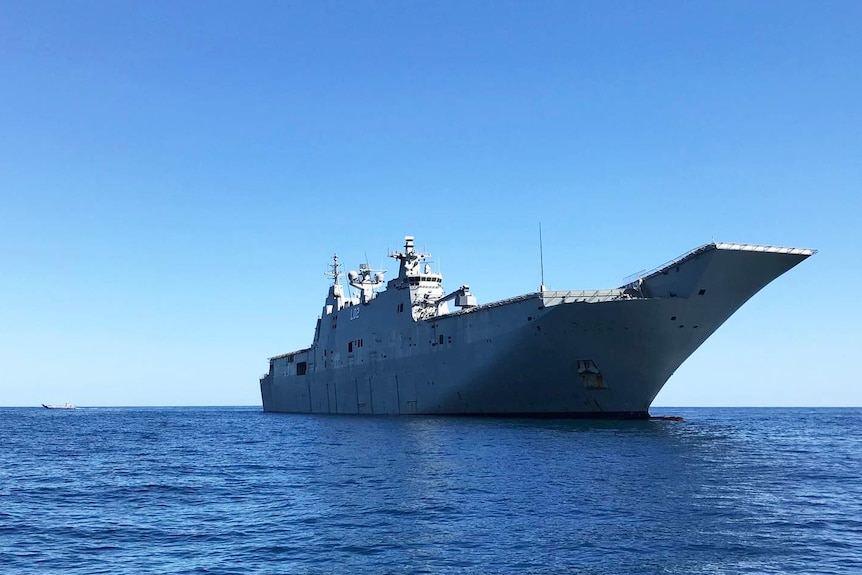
[1, 1, 860, 407]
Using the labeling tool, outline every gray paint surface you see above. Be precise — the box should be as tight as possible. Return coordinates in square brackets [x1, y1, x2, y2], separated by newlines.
[260, 238, 814, 417]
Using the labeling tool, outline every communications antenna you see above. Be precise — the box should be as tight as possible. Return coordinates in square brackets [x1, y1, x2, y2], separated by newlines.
[324, 253, 341, 285]
[539, 222, 546, 292]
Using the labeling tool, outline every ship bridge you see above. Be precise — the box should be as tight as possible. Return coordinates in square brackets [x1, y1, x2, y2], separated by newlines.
[388, 236, 477, 320]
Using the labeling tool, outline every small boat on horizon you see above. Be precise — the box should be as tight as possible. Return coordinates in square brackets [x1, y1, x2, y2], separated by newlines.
[42, 403, 76, 410]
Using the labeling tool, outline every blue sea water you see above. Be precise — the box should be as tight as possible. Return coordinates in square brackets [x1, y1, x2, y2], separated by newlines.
[1, 407, 860, 574]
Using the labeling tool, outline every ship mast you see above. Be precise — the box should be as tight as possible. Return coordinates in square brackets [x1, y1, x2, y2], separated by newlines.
[539, 223, 546, 292]
[324, 253, 342, 285]
[389, 236, 430, 279]
[322, 253, 345, 314]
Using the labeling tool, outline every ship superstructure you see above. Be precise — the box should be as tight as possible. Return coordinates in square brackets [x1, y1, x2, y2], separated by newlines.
[260, 236, 814, 417]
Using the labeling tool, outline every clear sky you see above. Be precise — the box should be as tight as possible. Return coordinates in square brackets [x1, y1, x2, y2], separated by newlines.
[1, 1, 860, 407]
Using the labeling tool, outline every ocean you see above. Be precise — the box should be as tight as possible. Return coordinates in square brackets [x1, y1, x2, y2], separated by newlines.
[1, 407, 860, 574]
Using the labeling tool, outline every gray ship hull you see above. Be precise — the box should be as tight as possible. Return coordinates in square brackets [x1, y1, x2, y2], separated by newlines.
[260, 242, 813, 417]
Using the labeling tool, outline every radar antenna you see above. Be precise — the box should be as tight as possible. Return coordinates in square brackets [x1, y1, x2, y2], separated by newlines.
[347, 261, 387, 303]
[389, 235, 431, 279]
[324, 253, 342, 285]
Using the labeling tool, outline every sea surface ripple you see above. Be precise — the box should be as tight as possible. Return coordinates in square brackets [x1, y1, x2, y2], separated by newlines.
[1, 407, 860, 574]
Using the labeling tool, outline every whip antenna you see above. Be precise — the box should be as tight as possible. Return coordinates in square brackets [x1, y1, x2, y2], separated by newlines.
[539, 222, 546, 292]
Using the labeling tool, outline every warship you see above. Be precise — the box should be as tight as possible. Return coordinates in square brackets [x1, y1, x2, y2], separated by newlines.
[260, 236, 814, 417]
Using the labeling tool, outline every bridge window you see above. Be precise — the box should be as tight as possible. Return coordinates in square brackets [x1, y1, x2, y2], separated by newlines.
[296, 362, 307, 376]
